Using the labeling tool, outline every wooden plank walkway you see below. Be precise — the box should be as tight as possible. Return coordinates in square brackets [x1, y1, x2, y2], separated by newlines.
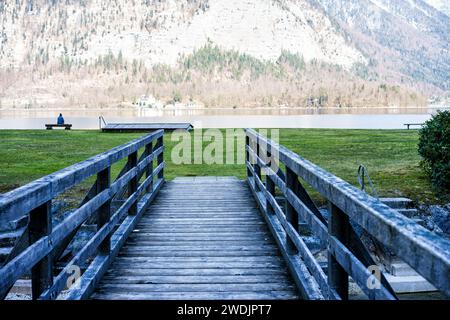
[101, 123, 193, 132]
[91, 177, 299, 300]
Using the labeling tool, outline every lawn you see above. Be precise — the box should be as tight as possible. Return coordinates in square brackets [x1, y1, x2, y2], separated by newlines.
[0, 129, 443, 204]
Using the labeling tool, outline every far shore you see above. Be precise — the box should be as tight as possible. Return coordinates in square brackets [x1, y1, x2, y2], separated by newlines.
[0, 104, 448, 115]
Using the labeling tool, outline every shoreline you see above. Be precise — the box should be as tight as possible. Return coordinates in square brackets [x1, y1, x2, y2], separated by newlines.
[0, 105, 448, 112]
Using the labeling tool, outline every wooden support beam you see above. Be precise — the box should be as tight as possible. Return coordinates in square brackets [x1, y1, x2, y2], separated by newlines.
[246, 129, 450, 297]
[0, 130, 164, 224]
[114, 150, 147, 201]
[254, 139, 261, 193]
[156, 136, 164, 180]
[285, 168, 299, 255]
[39, 167, 164, 300]
[29, 201, 53, 300]
[145, 142, 153, 193]
[97, 168, 111, 255]
[128, 152, 138, 215]
[245, 136, 252, 178]
[246, 172, 323, 299]
[265, 160, 275, 216]
[327, 202, 349, 300]
[0, 131, 165, 300]
[64, 179, 164, 300]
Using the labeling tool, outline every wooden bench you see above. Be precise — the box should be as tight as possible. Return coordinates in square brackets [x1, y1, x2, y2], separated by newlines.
[45, 124, 72, 130]
[404, 123, 423, 130]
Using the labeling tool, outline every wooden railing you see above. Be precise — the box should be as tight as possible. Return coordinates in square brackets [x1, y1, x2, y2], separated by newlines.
[245, 128, 450, 300]
[0, 130, 165, 300]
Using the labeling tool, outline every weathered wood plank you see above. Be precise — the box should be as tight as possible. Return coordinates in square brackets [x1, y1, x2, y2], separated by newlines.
[246, 174, 324, 300]
[0, 130, 163, 223]
[124, 240, 275, 246]
[136, 227, 266, 232]
[101, 123, 193, 132]
[29, 201, 53, 300]
[246, 129, 450, 296]
[128, 234, 271, 240]
[247, 136, 397, 299]
[0, 136, 164, 299]
[63, 178, 164, 300]
[39, 179, 163, 300]
[327, 202, 350, 300]
[91, 291, 298, 300]
[110, 261, 285, 269]
[112, 256, 283, 263]
[127, 151, 138, 215]
[96, 283, 296, 292]
[328, 236, 396, 300]
[0, 189, 111, 298]
[90, 178, 298, 300]
[97, 168, 111, 255]
[101, 275, 292, 284]
[254, 171, 334, 299]
[116, 251, 280, 257]
[120, 244, 278, 251]
[104, 268, 287, 277]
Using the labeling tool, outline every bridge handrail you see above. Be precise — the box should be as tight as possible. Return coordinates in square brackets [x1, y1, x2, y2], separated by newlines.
[0, 130, 165, 299]
[245, 128, 450, 299]
[0, 130, 162, 223]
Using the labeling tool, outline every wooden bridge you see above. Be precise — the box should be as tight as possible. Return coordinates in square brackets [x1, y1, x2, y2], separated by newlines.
[0, 129, 449, 300]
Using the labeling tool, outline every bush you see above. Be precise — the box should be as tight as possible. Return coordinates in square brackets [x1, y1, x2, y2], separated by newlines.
[418, 110, 450, 191]
[172, 91, 182, 103]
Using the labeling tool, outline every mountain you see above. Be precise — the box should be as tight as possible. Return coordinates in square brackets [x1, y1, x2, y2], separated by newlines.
[423, 0, 450, 16]
[0, 0, 364, 68]
[313, 0, 450, 91]
[0, 0, 448, 110]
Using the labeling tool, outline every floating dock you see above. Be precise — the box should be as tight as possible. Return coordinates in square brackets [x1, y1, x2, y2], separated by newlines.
[101, 122, 193, 132]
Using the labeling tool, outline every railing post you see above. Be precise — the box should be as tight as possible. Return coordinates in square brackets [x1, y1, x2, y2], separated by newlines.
[285, 167, 299, 254]
[289, 178, 313, 236]
[128, 151, 138, 215]
[145, 141, 154, 193]
[97, 167, 111, 255]
[245, 134, 252, 179]
[254, 137, 261, 192]
[265, 146, 275, 215]
[328, 202, 350, 300]
[156, 135, 164, 180]
[29, 201, 53, 300]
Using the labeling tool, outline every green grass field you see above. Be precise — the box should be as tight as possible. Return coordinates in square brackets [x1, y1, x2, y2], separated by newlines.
[0, 129, 443, 203]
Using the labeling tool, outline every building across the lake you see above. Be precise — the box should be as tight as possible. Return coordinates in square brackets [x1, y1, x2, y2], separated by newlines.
[135, 94, 163, 109]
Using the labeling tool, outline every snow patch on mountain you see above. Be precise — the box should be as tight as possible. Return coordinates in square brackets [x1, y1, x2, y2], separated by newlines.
[0, 0, 365, 69]
[423, 0, 450, 16]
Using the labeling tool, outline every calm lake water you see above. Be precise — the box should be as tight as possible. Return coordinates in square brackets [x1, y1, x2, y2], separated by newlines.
[0, 106, 448, 129]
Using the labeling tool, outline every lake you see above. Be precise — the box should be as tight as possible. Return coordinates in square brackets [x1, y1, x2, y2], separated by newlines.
[0, 106, 447, 129]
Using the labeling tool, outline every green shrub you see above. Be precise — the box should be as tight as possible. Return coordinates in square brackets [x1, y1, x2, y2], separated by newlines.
[173, 91, 182, 103]
[181, 41, 282, 80]
[418, 110, 450, 191]
[277, 50, 305, 73]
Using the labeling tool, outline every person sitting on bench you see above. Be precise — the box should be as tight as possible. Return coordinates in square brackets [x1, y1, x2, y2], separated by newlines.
[57, 113, 65, 125]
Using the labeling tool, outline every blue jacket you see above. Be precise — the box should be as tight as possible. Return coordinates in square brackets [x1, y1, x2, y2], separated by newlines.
[57, 115, 64, 125]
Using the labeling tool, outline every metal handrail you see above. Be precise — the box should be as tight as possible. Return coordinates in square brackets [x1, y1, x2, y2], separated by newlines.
[99, 115, 107, 129]
[357, 164, 378, 199]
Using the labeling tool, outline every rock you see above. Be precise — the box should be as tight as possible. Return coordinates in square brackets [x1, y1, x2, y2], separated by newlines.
[5, 293, 31, 300]
[52, 200, 71, 222]
[429, 205, 450, 234]
[302, 236, 322, 254]
[422, 216, 442, 232]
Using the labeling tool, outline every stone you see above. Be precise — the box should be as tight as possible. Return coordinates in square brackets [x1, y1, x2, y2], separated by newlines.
[429, 205, 450, 234]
